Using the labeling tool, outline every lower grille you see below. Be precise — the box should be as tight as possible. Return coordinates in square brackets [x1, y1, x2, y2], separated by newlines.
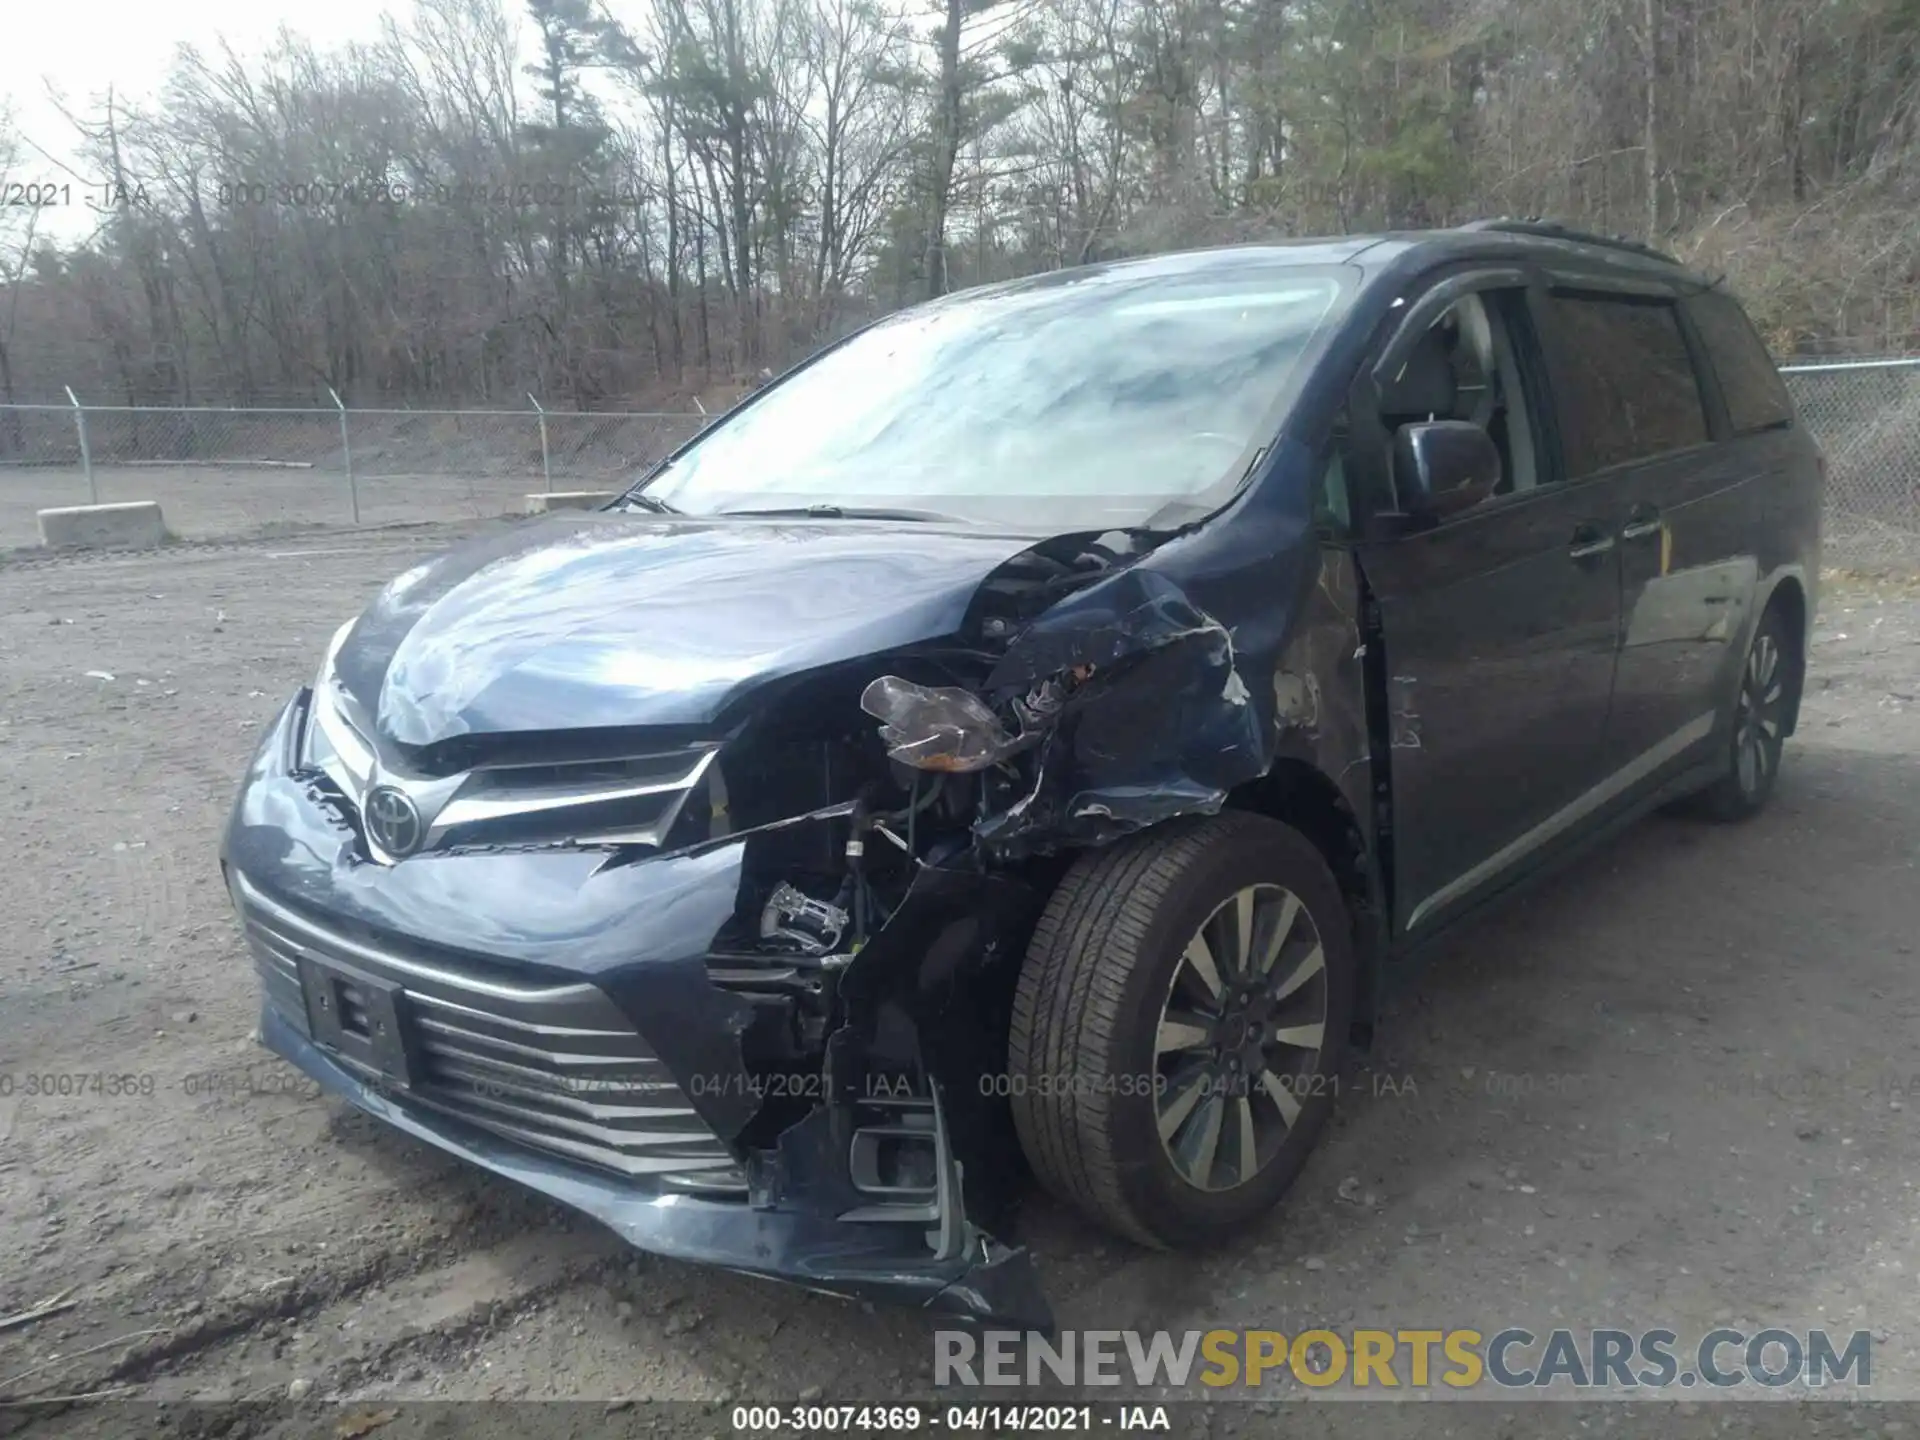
[232, 872, 744, 1191]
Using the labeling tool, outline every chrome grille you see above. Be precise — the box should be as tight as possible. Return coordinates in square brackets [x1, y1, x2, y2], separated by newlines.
[233, 872, 743, 1189]
[302, 670, 718, 863]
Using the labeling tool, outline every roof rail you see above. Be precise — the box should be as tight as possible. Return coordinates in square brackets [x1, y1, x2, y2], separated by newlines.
[1458, 217, 1682, 266]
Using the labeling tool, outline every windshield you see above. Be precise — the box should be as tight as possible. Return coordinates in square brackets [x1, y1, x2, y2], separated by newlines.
[631, 259, 1354, 530]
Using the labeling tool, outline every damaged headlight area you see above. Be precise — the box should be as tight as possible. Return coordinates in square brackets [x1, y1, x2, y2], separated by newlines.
[858, 669, 1091, 774]
[859, 676, 1017, 772]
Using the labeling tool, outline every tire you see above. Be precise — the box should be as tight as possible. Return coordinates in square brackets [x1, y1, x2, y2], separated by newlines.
[1007, 812, 1356, 1249]
[1691, 601, 1800, 822]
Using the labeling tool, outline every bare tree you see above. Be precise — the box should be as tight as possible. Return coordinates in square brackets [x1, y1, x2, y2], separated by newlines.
[3, 0, 1916, 408]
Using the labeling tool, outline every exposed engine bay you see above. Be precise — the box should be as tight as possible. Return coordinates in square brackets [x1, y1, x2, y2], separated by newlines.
[669, 531, 1143, 1166]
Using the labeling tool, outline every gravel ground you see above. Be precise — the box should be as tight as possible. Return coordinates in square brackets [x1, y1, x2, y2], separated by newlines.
[1, 526, 1917, 1438]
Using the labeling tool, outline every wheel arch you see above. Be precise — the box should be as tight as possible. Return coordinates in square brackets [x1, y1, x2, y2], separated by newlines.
[1225, 758, 1381, 1033]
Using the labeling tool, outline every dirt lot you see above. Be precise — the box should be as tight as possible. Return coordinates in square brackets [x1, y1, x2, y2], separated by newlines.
[2, 524, 1918, 1437]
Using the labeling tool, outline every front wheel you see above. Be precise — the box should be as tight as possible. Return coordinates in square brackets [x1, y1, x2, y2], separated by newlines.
[1007, 813, 1356, 1249]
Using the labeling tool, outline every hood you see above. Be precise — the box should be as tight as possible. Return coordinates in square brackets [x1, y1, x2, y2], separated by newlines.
[332, 512, 1047, 747]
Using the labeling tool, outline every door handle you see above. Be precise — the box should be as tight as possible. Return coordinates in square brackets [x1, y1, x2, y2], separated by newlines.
[1621, 506, 1663, 542]
[1568, 525, 1616, 561]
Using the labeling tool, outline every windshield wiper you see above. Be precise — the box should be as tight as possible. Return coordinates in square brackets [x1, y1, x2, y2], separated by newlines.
[613, 491, 680, 515]
[715, 503, 969, 524]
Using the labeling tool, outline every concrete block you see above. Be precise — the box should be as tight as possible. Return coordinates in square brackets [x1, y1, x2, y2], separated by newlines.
[525, 491, 616, 514]
[37, 501, 168, 551]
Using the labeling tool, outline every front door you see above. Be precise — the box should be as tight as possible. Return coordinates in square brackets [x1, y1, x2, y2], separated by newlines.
[1353, 279, 1623, 937]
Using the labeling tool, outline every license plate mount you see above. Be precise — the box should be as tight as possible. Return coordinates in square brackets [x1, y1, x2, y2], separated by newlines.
[299, 958, 415, 1089]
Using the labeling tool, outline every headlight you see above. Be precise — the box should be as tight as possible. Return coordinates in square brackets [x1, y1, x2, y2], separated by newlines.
[299, 619, 358, 770]
[316, 619, 355, 689]
[299, 693, 339, 772]
[859, 676, 1016, 773]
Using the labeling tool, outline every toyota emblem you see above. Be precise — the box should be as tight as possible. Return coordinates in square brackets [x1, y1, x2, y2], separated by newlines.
[364, 785, 424, 858]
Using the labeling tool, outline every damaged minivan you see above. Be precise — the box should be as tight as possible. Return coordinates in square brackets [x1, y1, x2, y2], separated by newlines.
[222, 220, 1822, 1329]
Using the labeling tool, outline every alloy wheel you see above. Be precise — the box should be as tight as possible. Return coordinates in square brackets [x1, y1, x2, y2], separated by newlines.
[1153, 884, 1330, 1193]
[1736, 629, 1786, 799]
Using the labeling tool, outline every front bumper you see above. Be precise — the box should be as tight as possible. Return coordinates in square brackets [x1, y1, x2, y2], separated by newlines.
[223, 695, 1052, 1330]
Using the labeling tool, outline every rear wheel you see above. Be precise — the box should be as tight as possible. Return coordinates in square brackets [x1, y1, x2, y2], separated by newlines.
[1007, 812, 1355, 1248]
[1693, 602, 1799, 821]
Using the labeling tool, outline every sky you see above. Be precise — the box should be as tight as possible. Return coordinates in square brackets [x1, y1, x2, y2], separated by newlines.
[3, 0, 957, 250]
[1, 0, 399, 241]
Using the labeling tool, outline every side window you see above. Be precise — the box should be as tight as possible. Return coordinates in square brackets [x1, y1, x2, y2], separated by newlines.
[1377, 287, 1543, 502]
[1688, 292, 1794, 434]
[1546, 293, 1707, 476]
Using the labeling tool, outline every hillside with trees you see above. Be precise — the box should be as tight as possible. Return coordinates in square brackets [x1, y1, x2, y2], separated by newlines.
[2, 0, 1916, 409]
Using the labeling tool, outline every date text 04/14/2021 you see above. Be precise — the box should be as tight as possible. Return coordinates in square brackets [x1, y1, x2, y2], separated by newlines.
[728, 1404, 1173, 1432]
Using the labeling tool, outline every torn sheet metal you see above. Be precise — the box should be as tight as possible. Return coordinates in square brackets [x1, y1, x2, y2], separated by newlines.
[751, 851, 1050, 1321]
[973, 567, 1266, 851]
[971, 440, 1376, 858]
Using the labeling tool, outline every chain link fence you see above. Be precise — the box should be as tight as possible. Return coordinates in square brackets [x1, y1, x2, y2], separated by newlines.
[1, 361, 1916, 566]
[1780, 358, 1920, 572]
[0, 399, 706, 547]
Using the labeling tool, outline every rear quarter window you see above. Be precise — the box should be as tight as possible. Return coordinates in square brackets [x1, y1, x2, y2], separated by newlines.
[1688, 292, 1795, 434]
[1545, 292, 1708, 476]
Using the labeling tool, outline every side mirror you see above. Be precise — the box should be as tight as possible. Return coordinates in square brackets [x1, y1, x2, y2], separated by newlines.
[1391, 421, 1501, 526]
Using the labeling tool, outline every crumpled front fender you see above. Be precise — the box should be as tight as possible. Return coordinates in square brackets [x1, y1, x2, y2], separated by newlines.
[969, 437, 1352, 857]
